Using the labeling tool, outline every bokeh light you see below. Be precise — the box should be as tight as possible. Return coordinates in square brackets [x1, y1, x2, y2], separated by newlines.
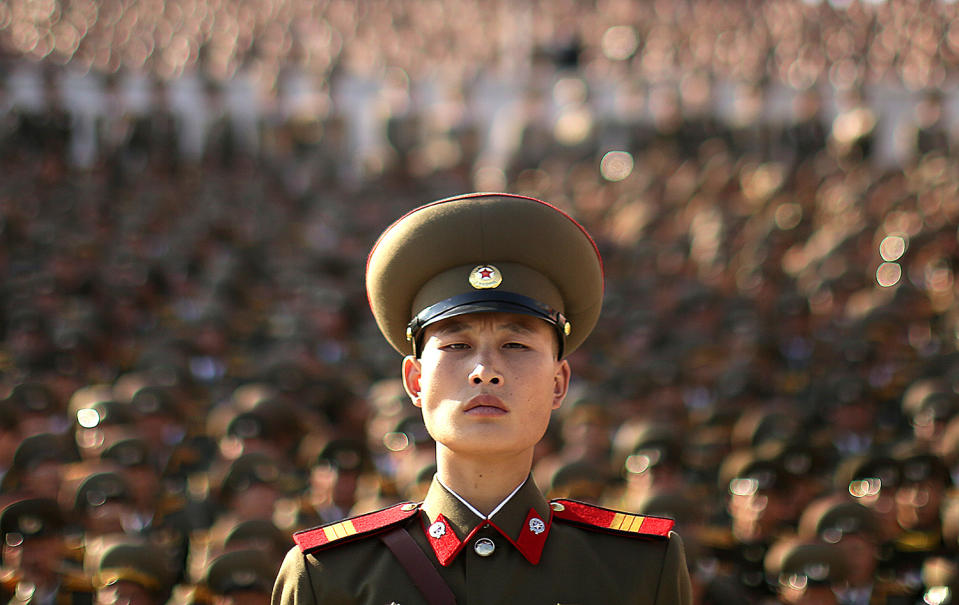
[876, 262, 903, 287]
[600, 151, 634, 182]
[879, 235, 907, 262]
[601, 25, 639, 61]
[76, 408, 101, 429]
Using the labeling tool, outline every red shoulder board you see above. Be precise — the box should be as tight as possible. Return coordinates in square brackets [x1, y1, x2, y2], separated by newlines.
[293, 502, 420, 553]
[550, 499, 674, 538]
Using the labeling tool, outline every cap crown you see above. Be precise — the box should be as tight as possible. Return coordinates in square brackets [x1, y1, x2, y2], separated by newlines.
[366, 193, 604, 357]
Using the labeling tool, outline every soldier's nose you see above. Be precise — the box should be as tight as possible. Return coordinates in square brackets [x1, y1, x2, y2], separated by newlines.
[469, 365, 502, 385]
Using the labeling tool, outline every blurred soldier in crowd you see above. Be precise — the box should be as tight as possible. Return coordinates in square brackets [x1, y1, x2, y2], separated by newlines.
[2, 433, 78, 500]
[764, 538, 845, 605]
[280, 438, 373, 529]
[0, 498, 93, 605]
[88, 538, 178, 605]
[202, 550, 275, 605]
[798, 495, 915, 605]
[889, 448, 953, 591]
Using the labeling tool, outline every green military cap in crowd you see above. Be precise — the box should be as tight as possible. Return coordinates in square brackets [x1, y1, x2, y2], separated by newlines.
[894, 447, 952, 486]
[74, 471, 132, 512]
[765, 537, 847, 589]
[618, 422, 683, 477]
[223, 519, 293, 556]
[92, 539, 178, 600]
[383, 415, 432, 452]
[101, 438, 156, 470]
[797, 495, 878, 543]
[902, 378, 956, 421]
[547, 460, 610, 501]
[731, 407, 803, 450]
[365, 192, 604, 358]
[756, 438, 835, 484]
[223, 397, 303, 450]
[225, 409, 274, 441]
[2, 432, 78, 493]
[0, 498, 66, 544]
[218, 452, 297, 502]
[111, 370, 157, 403]
[130, 385, 180, 419]
[204, 549, 276, 596]
[10, 432, 76, 472]
[315, 438, 372, 474]
[634, 489, 704, 527]
[4, 382, 61, 416]
[719, 449, 787, 496]
[833, 451, 901, 496]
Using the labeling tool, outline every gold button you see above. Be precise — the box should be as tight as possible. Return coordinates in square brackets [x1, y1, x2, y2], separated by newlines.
[473, 538, 495, 557]
[401, 503, 418, 512]
[550, 502, 566, 512]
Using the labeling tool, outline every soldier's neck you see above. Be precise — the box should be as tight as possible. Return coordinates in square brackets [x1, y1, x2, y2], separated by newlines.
[435, 446, 534, 516]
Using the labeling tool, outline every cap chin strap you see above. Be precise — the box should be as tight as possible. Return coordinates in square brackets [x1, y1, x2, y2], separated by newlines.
[407, 291, 569, 359]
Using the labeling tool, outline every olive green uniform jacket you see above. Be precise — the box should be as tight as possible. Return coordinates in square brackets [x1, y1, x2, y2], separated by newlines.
[273, 477, 692, 605]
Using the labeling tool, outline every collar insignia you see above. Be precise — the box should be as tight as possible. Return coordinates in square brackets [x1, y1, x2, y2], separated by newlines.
[423, 508, 550, 566]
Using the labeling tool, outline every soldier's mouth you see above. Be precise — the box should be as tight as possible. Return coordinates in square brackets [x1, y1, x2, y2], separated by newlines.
[464, 395, 508, 415]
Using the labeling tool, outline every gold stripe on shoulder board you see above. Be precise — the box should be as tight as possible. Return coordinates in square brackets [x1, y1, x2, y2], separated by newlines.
[323, 520, 358, 542]
[609, 513, 646, 532]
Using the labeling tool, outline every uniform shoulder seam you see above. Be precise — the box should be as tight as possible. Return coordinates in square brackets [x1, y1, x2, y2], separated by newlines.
[293, 502, 420, 554]
[550, 499, 674, 539]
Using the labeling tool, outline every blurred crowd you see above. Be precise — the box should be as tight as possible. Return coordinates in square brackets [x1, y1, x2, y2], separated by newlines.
[1, 1, 959, 605]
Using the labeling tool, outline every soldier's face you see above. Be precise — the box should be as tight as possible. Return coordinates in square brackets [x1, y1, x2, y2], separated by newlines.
[4, 535, 64, 586]
[403, 312, 570, 461]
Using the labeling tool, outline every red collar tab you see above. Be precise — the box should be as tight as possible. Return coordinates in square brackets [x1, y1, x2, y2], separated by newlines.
[514, 507, 550, 564]
[424, 508, 551, 566]
[294, 502, 420, 554]
[424, 514, 463, 566]
[550, 499, 674, 538]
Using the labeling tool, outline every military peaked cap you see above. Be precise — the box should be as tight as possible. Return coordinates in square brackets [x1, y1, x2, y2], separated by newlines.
[366, 193, 604, 358]
[0, 498, 65, 540]
[205, 549, 276, 595]
[95, 540, 177, 594]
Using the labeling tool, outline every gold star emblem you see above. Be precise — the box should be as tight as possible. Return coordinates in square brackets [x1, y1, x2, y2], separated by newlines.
[468, 265, 502, 289]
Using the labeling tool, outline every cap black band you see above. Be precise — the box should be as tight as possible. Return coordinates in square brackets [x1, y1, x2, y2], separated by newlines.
[407, 291, 569, 358]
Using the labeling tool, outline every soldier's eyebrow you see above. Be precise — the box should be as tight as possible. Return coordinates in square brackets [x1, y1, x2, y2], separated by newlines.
[428, 316, 538, 338]
[498, 320, 537, 336]
[429, 319, 469, 337]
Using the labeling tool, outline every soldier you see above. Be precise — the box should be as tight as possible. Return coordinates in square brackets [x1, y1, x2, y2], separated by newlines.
[764, 537, 846, 605]
[71, 471, 136, 538]
[2, 432, 78, 500]
[0, 497, 94, 605]
[284, 438, 374, 529]
[715, 450, 795, 601]
[273, 193, 691, 603]
[797, 495, 915, 605]
[889, 448, 953, 591]
[205, 549, 275, 605]
[216, 453, 293, 523]
[89, 538, 179, 605]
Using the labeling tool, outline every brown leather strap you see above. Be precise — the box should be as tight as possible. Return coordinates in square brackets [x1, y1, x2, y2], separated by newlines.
[380, 527, 457, 605]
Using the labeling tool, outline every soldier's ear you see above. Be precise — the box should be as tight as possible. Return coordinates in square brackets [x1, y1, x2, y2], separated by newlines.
[552, 359, 571, 410]
[402, 355, 423, 407]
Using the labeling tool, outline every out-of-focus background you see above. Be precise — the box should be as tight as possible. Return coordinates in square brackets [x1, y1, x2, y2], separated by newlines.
[1, 1, 958, 603]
